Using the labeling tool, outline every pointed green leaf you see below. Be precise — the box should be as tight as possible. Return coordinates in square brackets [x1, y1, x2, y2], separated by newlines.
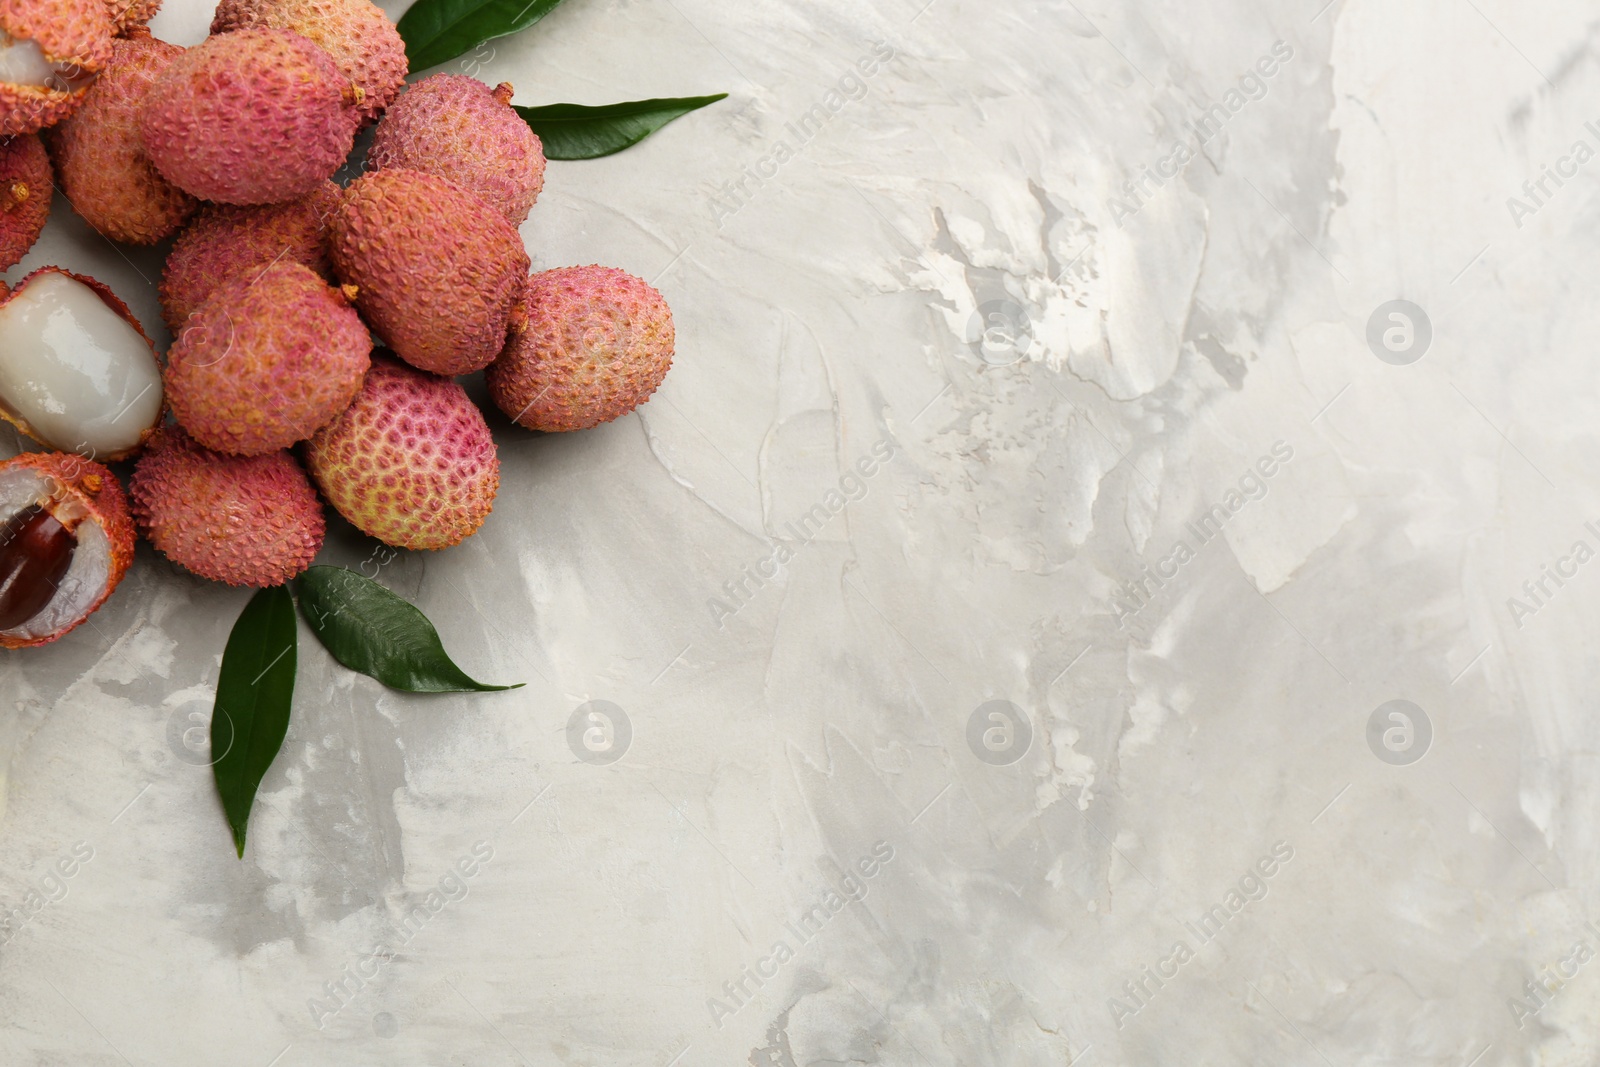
[397, 0, 567, 72]
[212, 586, 298, 858]
[296, 566, 522, 694]
[515, 94, 728, 159]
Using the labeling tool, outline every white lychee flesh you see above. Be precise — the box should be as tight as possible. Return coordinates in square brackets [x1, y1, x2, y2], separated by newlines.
[0, 273, 162, 458]
[0, 466, 111, 644]
[0, 32, 55, 87]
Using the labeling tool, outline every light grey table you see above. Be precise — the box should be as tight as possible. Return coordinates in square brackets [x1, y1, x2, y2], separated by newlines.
[0, 0, 1585, 1063]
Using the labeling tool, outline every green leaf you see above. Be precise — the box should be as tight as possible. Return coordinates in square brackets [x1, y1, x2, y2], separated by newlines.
[295, 566, 522, 694]
[515, 95, 729, 159]
[212, 586, 298, 859]
[397, 0, 566, 72]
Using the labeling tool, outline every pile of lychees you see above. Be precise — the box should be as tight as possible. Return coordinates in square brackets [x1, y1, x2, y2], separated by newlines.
[0, 0, 675, 649]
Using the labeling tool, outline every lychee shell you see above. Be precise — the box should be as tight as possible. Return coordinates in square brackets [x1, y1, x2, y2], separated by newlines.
[165, 261, 371, 456]
[369, 74, 544, 225]
[46, 32, 196, 244]
[159, 180, 339, 333]
[130, 426, 324, 587]
[329, 168, 528, 376]
[0, 0, 113, 135]
[210, 0, 405, 126]
[139, 27, 358, 205]
[103, 0, 160, 34]
[305, 356, 499, 551]
[0, 132, 50, 269]
[488, 265, 675, 432]
[0, 451, 135, 649]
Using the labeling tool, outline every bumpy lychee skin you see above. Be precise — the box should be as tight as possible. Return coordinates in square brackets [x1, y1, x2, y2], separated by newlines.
[0, 451, 134, 649]
[488, 266, 675, 432]
[103, 0, 159, 35]
[130, 426, 324, 587]
[305, 356, 499, 551]
[369, 75, 544, 225]
[159, 180, 339, 333]
[0, 0, 113, 136]
[0, 132, 49, 269]
[165, 262, 371, 457]
[140, 28, 360, 205]
[330, 168, 529, 375]
[46, 31, 195, 244]
[211, 0, 405, 127]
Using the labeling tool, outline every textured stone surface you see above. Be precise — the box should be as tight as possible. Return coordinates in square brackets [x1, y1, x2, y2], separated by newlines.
[1, 0, 1594, 1064]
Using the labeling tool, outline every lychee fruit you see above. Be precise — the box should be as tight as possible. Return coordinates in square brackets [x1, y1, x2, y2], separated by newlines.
[165, 261, 371, 457]
[103, 0, 159, 35]
[0, 0, 112, 136]
[158, 180, 339, 333]
[130, 425, 324, 587]
[329, 168, 529, 376]
[140, 27, 361, 205]
[368, 75, 544, 226]
[488, 266, 675, 432]
[305, 356, 499, 551]
[210, 0, 405, 127]
[46, 30, 196, 244]
[0, 268, 162, 459]
[0, 450, 134, 648]
[0, 132, 49, 269]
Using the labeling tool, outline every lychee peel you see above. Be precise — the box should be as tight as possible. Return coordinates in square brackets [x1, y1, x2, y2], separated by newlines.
[130, 426, 325, 587]
[159, 180, 339, 333]
[330, 168, 529, 376]
[46, 31, 196, 244]
[140, 27, 360, 205]
[0, 132, 49, 269]
[0, 0, 113, 135]
[103, 0, 159, 35]
[306, 356, 499, 551]
[165, 261, 371, 456]
[211, 0, 405, 126]
[488, 265, 675, 432]
[369, 75, 544, 225]
[0, 450, 134, 649]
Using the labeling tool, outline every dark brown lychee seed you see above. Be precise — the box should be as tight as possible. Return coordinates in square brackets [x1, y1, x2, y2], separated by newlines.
[0, 505, 76, 630]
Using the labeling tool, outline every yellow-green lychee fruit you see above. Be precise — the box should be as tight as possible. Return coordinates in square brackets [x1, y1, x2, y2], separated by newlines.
[103, 0, 159, 35]
[210, 0, 405, 127]
[130, 425, 325, 587]
[159, 180, 339, 332]
[488, 265, 675, 432]
[0, 0, 112, 136]
[305, 355, 499, 551]
[369, 74, 543, 225]
[140, 27, 360, 205]
[329, 168, 528, 376]
[165, 261, 371, 456]
[0, 132, 49, 268]
[46, 29, 195, 244]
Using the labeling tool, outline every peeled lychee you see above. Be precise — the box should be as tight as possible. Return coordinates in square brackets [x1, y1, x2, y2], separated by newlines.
[0, 0, 112, 136]
[488, 266, 674, 432]
[330, 168, 528, 376]
[140, 27, 360, 205]
[0, 132, 49, 269]
[130, 426, 324, 587]
[46, 30, 195, 244]
[165, 261, 371, 456]
[306, 356, 499, 551]
[210, 0, 405, 127]
[369, 75, 544, 226]
[0, 268, 162, 459]
[159, 180, 339, 333]
[0, 450, 134, 648]
[103, 0, 159, 35]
